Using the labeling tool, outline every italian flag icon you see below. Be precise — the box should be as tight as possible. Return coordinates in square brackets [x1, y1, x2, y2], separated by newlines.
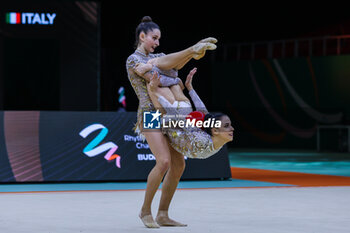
[6, 12, 21, 24]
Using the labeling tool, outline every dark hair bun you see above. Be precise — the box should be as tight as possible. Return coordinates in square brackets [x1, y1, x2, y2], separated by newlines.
[141, 16, 152, 23]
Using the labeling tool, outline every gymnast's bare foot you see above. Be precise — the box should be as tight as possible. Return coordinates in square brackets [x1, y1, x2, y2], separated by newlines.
[139, 211, 160, 228]
[155, 210, 187, 227]
[198, 37, 218, 44]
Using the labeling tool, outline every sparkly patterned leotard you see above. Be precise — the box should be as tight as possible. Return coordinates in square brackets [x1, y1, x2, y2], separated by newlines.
[159, 90, 222, 159]
[126, 50, 180, 137]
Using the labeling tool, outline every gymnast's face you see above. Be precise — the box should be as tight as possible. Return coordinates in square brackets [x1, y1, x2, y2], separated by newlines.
[213, 115, 234, 142]
[140, 29, 161, 54]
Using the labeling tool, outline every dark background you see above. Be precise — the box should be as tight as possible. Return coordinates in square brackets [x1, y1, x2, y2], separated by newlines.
[99, 3, 350, 112]
[2, 1, 349, 112]
[0, 0, 99, 111]
[1, 1, 350, 150]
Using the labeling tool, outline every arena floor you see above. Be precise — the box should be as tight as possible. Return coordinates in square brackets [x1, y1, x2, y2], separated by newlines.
[1, 150, 349, 233]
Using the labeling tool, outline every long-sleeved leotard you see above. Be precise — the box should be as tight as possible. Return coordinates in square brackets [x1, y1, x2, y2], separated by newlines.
[159, 89, 222, 159]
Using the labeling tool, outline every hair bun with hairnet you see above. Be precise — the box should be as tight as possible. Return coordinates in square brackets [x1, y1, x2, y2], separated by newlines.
[141, 16, 152, 23]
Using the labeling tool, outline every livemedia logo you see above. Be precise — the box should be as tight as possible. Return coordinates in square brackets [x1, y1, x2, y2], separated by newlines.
[6, 12, 56, 25]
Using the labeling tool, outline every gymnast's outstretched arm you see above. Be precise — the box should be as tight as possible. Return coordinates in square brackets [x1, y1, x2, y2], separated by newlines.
[185, 68, 209, 114]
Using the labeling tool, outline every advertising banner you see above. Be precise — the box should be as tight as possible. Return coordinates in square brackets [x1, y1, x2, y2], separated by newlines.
[0, 111, 231, 182]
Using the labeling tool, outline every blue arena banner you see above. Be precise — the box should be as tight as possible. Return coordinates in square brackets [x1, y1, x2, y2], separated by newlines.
[0, 111, 231, 182]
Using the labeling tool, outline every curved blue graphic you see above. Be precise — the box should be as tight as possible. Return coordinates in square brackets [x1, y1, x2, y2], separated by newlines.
[79, 124, 121, 168]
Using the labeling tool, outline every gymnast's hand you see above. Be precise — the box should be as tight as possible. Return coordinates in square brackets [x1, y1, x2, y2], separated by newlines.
[134, 63, 153, 76]
[185, 67, 197, 91]
[149, 71, 161, 92]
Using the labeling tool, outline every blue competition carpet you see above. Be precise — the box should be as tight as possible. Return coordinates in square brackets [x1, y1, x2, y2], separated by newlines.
[0, 179, 294, 193]
[229, 150, 350, 177]
[1, 150, 349, 193]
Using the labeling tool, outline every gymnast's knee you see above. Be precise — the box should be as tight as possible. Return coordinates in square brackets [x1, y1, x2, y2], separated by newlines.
[156, 158, 171, 174]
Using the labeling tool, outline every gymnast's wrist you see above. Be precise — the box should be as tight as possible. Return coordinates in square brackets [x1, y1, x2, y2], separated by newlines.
[187, 87, 194, 92]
